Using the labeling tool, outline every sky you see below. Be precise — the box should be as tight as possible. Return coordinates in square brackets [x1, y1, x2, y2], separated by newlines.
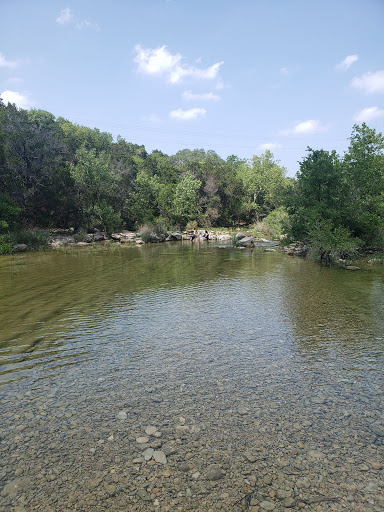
[1, 0, 384, 177]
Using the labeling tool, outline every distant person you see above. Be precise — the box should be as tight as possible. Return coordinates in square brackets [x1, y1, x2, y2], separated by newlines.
[191, 229, 199, 241]
[202, 230, 209, 240]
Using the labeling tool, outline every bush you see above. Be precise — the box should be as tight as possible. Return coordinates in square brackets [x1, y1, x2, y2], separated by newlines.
[307, 219, 361, 264]
[0, 234, 14, 255]
[74, 228, 88, 242]
[13, 229, 51, 251]
[263, 207, 289, 237]
[138, 225, 153, 243]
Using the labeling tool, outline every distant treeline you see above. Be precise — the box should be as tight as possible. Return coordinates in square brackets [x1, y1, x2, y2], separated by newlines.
[1, 97, 383, 260]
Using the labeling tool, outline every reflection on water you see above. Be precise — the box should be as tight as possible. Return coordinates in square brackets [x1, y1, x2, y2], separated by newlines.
[1, 242, 384, 511]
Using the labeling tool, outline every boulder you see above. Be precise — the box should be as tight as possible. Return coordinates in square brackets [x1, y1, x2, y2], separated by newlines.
[237, 236, 255, 247]
[13, 244, 27, 252]
[166, 232, 182, 241]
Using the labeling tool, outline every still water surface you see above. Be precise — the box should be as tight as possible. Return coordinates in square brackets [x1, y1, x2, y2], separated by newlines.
[1, 242, 384, 511]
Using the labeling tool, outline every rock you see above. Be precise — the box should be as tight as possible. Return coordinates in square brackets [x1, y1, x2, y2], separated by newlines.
[296, 477, 311, 489]
[153, 450, 167, 464]
[237, 236, 255, 247]
[369, 423, 384, 437]
[143, 448, 154, 461]
[1, 477, 33, 497]
[205, 464, 224, 481]
[117, 411, 127, 420]
[283, 497, 296, 508]
[307, 450, 325, 458]
[145, 425, 158, 436]
[235, 233, 246, 240]
[244, 451, 257, 463]
[13, 244, 27, 252]
[260, 500, 275, 510]
[167, 232, 182, 241]
[238, 405, 248, 415]
[345, 265, 360, 270]
[93, 232, 106, 241]
[176, 425, 189, 434]
[136, 436, 149, 444]
[104, 483, 116, 495]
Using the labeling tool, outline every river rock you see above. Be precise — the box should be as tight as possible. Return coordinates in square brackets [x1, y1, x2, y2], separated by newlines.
[369, 423, 384, 437]
[143, 448, 154, 461]
[153, 450, 167, 464]
[205, 464, 224, 481]
[260, 500, 275, 510]
[237, 236, 255, 247]
[145, 425, 158, 435]
[136, 436, 149, 444]
[117, 410, 127, 420]
[1, 477, 33, 497]
[13, 244, 27, 252]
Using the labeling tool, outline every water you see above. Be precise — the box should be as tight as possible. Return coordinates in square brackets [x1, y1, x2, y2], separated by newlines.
[1, 242, 384, 511]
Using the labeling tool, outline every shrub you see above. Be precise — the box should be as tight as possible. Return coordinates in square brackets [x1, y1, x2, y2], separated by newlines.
[138, 225, 153, 243]
[13, 229, 51, 251]
[74, 228, 88, 242]
[263, 207, 289, 237]
[307, 219, 361, 264]
[0, 234, 14, 255]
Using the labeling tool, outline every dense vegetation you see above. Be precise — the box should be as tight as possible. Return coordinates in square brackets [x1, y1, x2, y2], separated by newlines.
[1, 97, 383, 260]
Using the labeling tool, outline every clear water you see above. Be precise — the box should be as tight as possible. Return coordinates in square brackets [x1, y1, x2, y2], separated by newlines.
[1, 242, 384, 511]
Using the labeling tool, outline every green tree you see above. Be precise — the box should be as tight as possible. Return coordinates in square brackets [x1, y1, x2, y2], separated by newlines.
[70, 147, 121, 232]
[343, 123, 384, 246]
[173, 171, 202, 227]
[237, 150, 287, 222]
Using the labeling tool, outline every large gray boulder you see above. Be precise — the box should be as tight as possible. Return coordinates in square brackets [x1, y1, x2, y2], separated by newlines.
[237, 236, 255, 247]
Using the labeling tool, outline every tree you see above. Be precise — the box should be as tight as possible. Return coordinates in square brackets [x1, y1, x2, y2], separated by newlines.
[70, 147, 121, 232]
[173, 171, 202, 227]
[237, 150, 287, 222]
[343, 123, 384, 246]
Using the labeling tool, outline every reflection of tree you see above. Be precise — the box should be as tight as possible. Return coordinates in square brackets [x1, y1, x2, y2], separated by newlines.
[280, 257, 384, 361]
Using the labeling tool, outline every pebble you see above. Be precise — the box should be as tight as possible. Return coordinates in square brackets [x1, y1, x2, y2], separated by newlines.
[145, 425, 158, 436]
[205, 465, 225, 481]
[116, 411, 127, 420]
[153, 450, 167, 464]
[136, 436, 149, 444]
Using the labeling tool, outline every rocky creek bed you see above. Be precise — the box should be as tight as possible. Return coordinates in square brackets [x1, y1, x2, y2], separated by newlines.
[1, 339, 384, 512]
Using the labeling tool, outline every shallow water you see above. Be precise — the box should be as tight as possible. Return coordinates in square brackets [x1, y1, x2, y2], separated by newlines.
[1, 242, 384, 511]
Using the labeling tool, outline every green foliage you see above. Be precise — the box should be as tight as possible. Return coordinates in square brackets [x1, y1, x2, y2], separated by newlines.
[306, 219, 361, 263]
[13, 229, 51, 250]
[0, 234, 14, 254]
[0, 193, 20, 229]
[237, 150, 288, 222]
[138, 225, 153, 243]
[263, 207, 289, 236]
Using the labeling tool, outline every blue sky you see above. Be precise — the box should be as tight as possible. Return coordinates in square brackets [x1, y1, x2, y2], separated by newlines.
[1, 0, 383, 177]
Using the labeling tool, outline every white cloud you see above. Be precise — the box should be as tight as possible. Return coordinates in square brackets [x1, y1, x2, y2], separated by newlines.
[56, 8, 99, 30]
[134, 44, 223, 84]
[258, 142, 283, 150]
[182, 90, 220, 102]
[280, 67, 289, 75]
[0, 51, 17, 68]
[336, 55, 358, 71]
[1, 90, 32, 109]
[169, 108, 206, 120]
[134, 45, 182, 76]
[351, 70, 384, 94]
[293, 120, 322, 134]
[282, 119, 326, 135]
[354, 106, 384, 123]
[56, 7, 75, 24]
